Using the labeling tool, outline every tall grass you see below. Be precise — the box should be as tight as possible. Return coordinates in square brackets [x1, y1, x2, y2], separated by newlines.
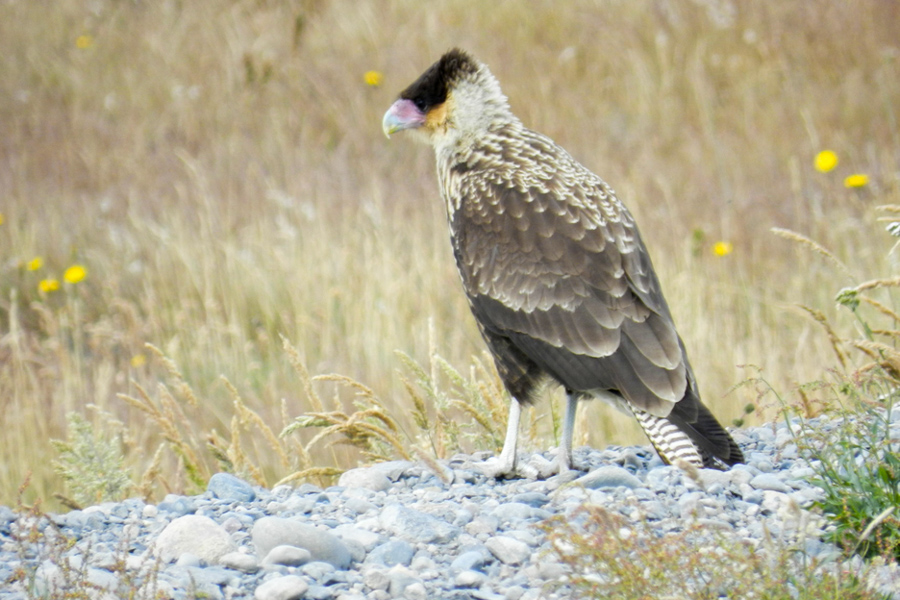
[1, 0, 898, 508]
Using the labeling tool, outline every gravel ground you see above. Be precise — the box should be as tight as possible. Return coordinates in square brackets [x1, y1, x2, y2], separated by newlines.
[1, 418, 898, 599]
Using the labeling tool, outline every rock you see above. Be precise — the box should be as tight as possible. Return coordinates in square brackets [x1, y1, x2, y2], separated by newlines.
[154, 515, 237, 564]
[208, 473, 256, 502]
[365, 539, 415, 566]
[455, 570, 486, 588]
[262, 545, 312, 567]
[490, 502, 551, 523]
[334, 524, 381, 552]
[301, 561, 337, 583]
[363, 567, 390, 591]
[339, 467, 391, 492]
[403, 581, 427, 600]
[386, 565, 422, 598]
[252, 516, 352, 569]
[750, 473, 791, 493]
[575, 465, 644, 490]
[379, 504, 459, 544]
[464, 515, 499, 536]
[254, 575, 309, 600]
[450, 549, 487, 572]
[509, 492, 549, 507]
[485, 535, 531, 565]
[219, 551, 260, 574]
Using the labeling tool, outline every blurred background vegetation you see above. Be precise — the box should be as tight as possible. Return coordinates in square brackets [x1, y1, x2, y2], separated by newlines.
[1, 0, 898, 510]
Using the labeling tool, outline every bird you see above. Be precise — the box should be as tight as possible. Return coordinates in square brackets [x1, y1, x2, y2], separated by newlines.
[382, 48, 743, 477]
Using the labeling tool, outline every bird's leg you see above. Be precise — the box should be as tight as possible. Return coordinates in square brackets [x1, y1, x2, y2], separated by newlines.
[479, 397, 522, 478]
[557, 392, 579, 472]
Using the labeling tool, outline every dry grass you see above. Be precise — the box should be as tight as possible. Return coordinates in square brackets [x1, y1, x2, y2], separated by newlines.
[1, 0, 899, 508]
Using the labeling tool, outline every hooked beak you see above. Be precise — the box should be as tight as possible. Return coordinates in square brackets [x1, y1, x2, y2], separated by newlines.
[382, 98, 426, 138]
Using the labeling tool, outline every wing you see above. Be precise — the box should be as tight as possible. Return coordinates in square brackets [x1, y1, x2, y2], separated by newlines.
[448, 138, 690, 417]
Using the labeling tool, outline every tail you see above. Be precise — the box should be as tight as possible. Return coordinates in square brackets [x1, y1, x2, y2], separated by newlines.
[631, 392, 744, 471]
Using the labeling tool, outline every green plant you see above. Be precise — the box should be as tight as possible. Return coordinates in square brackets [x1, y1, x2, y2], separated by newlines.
[51, 412, 132, 508]
[10, 479, 167, 599]
[542, 504, 887, 600]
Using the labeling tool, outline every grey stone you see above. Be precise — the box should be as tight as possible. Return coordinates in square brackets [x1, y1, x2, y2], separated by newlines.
[262, 545, 312, 567]
[750, 473, 791, 493]
[379, 504, 459, 544]
[253, 575, 308, 600]
[465, 514, 498, 536]
[576, 465, 644, 489]
[363, 568, 390, 591]
[455, 570, 486, 588]
[338, 467, 391, 492]
[490, 502, 551, 522]
[403, 581, 427, 600]
[252, 516, 351, 569]
[485, 535, 531, 565]
[509, 492, 549, 507]
[219, 551, 259, 573]
[386, 565, 422, 598]
[450, 549, 487, 572]
[365, 539, 415, 566]
[301, 560, 337, 583]
[154, 515, 237, 564]
[345, 496, 377, 514]
[208, 472, 256, 502]
[334, 524, 381, 552]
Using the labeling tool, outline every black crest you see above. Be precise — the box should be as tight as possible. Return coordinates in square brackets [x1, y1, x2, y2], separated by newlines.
[399, 48, 478, 112]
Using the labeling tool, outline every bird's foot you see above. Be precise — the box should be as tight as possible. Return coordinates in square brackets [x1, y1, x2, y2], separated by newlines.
[477, 453, 525, 479]
[477, 452, 576, 480]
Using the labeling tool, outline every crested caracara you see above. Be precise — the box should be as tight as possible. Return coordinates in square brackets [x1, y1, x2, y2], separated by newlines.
[383, 49, 743, 477]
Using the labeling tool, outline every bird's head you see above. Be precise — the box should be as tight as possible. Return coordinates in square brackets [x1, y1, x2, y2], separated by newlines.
[382, 49, 512, 151]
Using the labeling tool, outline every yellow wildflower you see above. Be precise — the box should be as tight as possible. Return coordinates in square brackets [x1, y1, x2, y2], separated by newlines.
[26, 257, 43, 271]
[364, 70, 383, 87]
[712, 241, 734, 257]
[0, 212, 4, 225]
[130, 354, 147, 368]
[844, 174, 868, 188]
[814, 150, 838, 173]
[39, 279, 60, 293]
[64, 264, 87, 284]
[75, 35, 94, 49]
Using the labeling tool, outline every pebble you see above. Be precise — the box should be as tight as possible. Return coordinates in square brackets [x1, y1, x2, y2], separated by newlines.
[575, 464, 644, 489]
[254, 574, 309, 600]
[1, 419, 898, 599]
[252, 516, 351, 569]
[485, 535, 531, 565]
[262, 545, 312, 567]
[154, 514, 237, 564]
[208, 472, 257, 503]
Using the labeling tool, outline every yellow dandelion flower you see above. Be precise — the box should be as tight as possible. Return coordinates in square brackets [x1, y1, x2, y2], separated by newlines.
[39, 279, 60, 293]
[712, 241, 734, 257]
[64, 264, 87, 284]
[0, 212, 4, 225]
[844, 174, 868, 188]
[75, 34, 94, 49]
[130, 354, 147, 368]
[26, 257, 43, 271]
[364, 70, 383, 87]
[814, 150, 838, 173]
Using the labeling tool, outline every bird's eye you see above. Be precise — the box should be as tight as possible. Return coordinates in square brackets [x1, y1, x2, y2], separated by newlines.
[413, 98, 429, 113]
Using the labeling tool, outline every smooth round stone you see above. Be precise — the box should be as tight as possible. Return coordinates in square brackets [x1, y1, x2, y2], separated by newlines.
[208, 473, 256, 503]
[154, 515, 237, 564]
[253, 575, 308, 600]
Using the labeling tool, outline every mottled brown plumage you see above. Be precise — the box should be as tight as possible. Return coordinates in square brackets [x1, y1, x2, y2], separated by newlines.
[383, 49, 742, 475]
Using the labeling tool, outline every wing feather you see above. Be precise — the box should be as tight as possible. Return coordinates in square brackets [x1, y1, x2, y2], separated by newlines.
[449, 133, 689, 416]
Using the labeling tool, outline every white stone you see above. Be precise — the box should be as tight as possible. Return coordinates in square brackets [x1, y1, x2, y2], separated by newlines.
[153, 515, 237, 564]
[485, 535, 531, 565]
[254, 575, 308, 600]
